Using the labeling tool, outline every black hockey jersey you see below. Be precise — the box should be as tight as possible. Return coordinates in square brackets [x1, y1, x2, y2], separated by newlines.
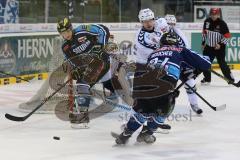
[61, 24, 110, 67]
[202, 18, 231, 47]
[148, 46, 211, 80]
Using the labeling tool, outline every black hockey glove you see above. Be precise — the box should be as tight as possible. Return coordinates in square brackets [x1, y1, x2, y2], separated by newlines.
[181, 68, 202, 81]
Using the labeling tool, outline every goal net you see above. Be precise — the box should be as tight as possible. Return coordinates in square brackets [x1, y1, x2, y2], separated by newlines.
[18, 36, 73, 114]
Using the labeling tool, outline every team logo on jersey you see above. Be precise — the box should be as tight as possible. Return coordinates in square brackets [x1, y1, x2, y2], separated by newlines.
[80, 25, 91, 31]
[73, 40, 91, 54]
[78, 36, 87, 43]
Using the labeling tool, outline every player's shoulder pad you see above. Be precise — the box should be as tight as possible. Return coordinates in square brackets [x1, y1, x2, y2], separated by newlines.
[137, 28, 157, 49]
[185, 47, 199, 54]
[137, 28, 146, 42]
[74, 24, 91, 32]
[90, 24, 109, 33]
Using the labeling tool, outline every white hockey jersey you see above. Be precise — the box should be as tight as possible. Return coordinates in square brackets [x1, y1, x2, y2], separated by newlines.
[134, 18, 189, 64]
[134, 28, 163, 64]
[169, 27, 190, 48]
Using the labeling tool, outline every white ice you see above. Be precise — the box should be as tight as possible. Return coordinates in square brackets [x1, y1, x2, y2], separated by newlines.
[0, 71, 240, 160]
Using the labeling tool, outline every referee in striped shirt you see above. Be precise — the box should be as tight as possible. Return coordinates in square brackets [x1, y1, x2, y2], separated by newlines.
[201, 8, 234, 84]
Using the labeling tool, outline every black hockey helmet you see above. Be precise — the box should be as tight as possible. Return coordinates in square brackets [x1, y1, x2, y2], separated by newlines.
[57, 17, 73, 33]
[160, 32, 178, 46]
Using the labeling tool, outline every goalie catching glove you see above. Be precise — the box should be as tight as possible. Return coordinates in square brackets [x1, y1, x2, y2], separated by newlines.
[69, 53, 107, 85]
[82, 55, 105, 84]
[103, 42, 118, 53]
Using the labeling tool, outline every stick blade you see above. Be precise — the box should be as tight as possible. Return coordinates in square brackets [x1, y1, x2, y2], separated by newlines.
[5, 113, 26, 122]
[214, 104, 226, 111]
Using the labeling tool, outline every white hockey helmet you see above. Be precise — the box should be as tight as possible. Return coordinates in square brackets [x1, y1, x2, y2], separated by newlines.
[165, 14, 176, 25]
[138, 8, 155, 22]
[155, 18, 169, 33]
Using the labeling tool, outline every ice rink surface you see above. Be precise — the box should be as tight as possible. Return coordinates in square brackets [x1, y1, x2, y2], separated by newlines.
[0, 71, 240, 160]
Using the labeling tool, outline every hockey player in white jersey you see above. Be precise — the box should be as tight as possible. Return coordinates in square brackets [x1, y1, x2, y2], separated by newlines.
[154, 17, 169, 33]
[164, 14, 190, 48]
[163, 14, 203, 114]
[134, 8, 163, 64]
[130, 9, 170, 131]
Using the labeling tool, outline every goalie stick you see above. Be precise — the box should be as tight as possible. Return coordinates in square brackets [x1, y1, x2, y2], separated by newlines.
[184, 82, 226, 111]
[96, 80, 186, 112]
[211, 70, 240, 88]
[4, 53, 103, 122]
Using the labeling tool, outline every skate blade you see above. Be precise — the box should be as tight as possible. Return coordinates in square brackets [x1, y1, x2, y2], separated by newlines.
[71, 123, 89, 129]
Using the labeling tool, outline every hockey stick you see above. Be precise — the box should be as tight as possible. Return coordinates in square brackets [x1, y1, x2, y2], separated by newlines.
[95, 80, 186, 113]
[211, 70, 240, 87]
[4, 53, 99, 122]
[5, 78, 72, 121]
[184, 82, 226, 111]
[0, 70, 31, 82]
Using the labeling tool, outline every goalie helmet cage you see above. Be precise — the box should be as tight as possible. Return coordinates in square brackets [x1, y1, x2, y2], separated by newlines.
[18, 37, 74, 113]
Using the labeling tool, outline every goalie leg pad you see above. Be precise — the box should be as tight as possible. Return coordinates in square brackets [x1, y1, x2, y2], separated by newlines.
[76, 83, 91, 95]
[82, 57, 105, 84]
[74, 83, 91, 110]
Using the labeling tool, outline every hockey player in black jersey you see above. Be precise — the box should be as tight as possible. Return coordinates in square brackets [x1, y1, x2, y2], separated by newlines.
[57, 18, 117, 128]
[113, 32, 211, 145]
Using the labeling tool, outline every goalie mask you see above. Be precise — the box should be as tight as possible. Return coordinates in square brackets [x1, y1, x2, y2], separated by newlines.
[160, 32, 178, 46]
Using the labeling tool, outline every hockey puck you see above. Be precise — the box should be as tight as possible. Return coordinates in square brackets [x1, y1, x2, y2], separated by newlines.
[53, 136, 60, 140]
